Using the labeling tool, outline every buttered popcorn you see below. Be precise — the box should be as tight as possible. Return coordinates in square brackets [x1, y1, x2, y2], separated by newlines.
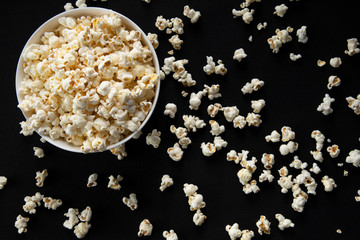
[18, 14, 159, 153]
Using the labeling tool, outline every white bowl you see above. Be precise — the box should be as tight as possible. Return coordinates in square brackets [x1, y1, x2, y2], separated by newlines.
[16, 7, 160, 153]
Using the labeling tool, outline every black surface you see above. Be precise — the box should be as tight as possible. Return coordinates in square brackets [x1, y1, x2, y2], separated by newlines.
[1, 0, 360, 239]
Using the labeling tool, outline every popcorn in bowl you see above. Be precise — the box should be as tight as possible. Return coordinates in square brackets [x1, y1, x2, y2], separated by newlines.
[16, 8, 160, 153]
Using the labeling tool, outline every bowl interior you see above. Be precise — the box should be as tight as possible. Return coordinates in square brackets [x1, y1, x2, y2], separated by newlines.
[16, 7, 160, 153]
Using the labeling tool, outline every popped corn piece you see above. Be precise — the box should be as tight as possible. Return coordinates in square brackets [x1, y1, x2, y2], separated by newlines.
[160, 174, 174, 192]
[267, 27, 293, 53]
[207, 103, 222, 118]
[261, 153, 275, 169]
[193, 209, 207, 226]
[201, 142, 216, 156]
[179, 137, 191, 149]
[79, 206, 92, 222]
[167, 143, 184, 161]
[246, 113, 262, 127]
[33, 147, 44, 158]
[291, 184, 308, 212]
[278, 175, 293, 193]
[183, 115, 206, 132]
[209, 120, 225, 136]
[170, 17, 184, 35]
[311, 130, 325, 151]
[310, 150, 324, 162]
[15, 215, 29, 234]
[237, 168, 252, 185]
[147, 33, 159, 49]
[355, 190, 360, 202]
[75, 0, 87, 8]
[241, 78, 264, 94]
[240, 156, 257, 173]
[214, 136, 228, 150]
[64, 3, 74, 11]
[43, 197, 63, 210]
[146, 129, 161, 148]
[164, 103, 177, 118]
[257, 22, 267, 30]
[169, 35, 183, 50]
[317, 94, 335, 115]
[122, 193, 138, 210]
[225, 223, 242, 240]
[23, 198, 37, 214]
[281, 126, 295, 142]
[243, 180, 260, 194]
[64, 208, 80, 230]
[240, 0, 261, 8]
[274, 4, 288, 17]
[203, 56, 216, 75]
[181, 90, 188, 97]
[275, 213, 294, 230]
[290, 53, 302, 61]
[203, 84, 222, 100]
[259, 170, 274, 183]
[329, 57, 342, 68]
[227, 150, 240, 164]
[188, 193, 206, 211]
[278, 166, 289, 177]
[183, 183, 198, 197]
[346, 149, 360, 167]
[189, 91, 205, 110]
[19, 121, 34, 136]
[183, 5, 201, 23]
[346, 95, 360, 115]
[223, 106, 240, 122]
[290, 156, 308, 169]
[279, 141, 298, 155]
[138, 219, 153, 237]
[162, 56, 176, 75]
[0, 176, 7, 189]
[233, 48, 247, 62]
[241, 229, 254, 240]
[251, 99, 265, 113]
[233, 115, 247, 129]
[232, 8, 255, 24]
[345, 38, 360, 56]
[296, 26, 308, 43]
[317, 60, 326, 67]
[110, 144, 127, 160]
[107, 175, 123, 190]
[35, 169, 48, 187]
[327, 144, 340, 158]
[163, 230, 178, 240]
[256, 215, 271, 235]
[248, 35, 253, 42]
[170, 125, 188, 140]
[215, 60, 228, 75]
[321, 176, 337, 192]
[293, 170, 317, 195]
[265, 130, 281, 142]
[327, 75, 341, 90]
[74, 222, 91, 239]
[87, 173, 98, 188]
[155, 16, 171, 31]
[344, 170, 348, 176]
[310, 163, 321, 174]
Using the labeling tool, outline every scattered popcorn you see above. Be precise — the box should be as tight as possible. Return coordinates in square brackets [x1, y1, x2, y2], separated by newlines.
[79, 206, 92, 222]
[311, 130, 325, 151]
[317, 94, 335, 115]
[146, 129, 161, 148]
[233, 48, 247, 62]
[179, 137, 192, 149]
[107, 175, 123, 190]
[169, 35, 183, 50]
[201, 142, 216, 156]
[33, 147, 44, 158]
[15, 215, 29, 234]
[183, 183, 207, 225]
[181, 90, 188, 97]
[278, 166, 289, 177]
[237, 168, 253, 186]
[188, 192, 206, 211]
[160, 174, 174, 192]
[183, 5, 201, 23]
[327, 144, 340, 158]
[214, 136, 228, 150]
[355, 190, 360, 202]
[251, 99, 265, 113]
[281, 126, 295, 142]
[321, 176, 337, 192]
[346, 95, 360, 115]
[225, 223, 242, 240]
[0, 176, 7, 189]
[274, 4, 288, 17]
[64, 3, 74, 11]
[64, 208, 80, 229]
[168, 50, 174, 55]
[170, 125, 188, 140]
[169, 17, 184, 35]
[189, 91, 205, 110]
[317, 60, 326, 67]
[291, 183, 308, 212]
[241, 78, 265, 94]
[267, 27, 293, 53]
[168, 143, 184, 161]
[110, 144, 127, 160]
[279, 141, 298, 155]
[163, 230, 178, 240]
[75, 0, 87, 8]
[310, 150, 323, 162]
[43, 197, 63, 210]
[40, 137, 46, 143]
[345, 38, 360, 56]
[345, 149, 360, 167]
[162, 56, 176, 75]
[278, 175, 293, 193]
[232, 8, 255, 24]
[294, 170, 317, 195]
[265, 130, 281, 142]
[155, 16, 171, 31]
[203, 84, 222, 100]
[147, 33, 159, 49]
[261, 153, 275, 169]
[138, 219, 153, 237]
[243, 180, 260, 194]
[310, 163, 321, 174]
[87, 173, 98, 188]
[123, 193, 138, 210]
[183, 183, 198, 197]
[23, 192, 44, 214]
[193, 209, 207, 226]
[256, 215, 271, 235]
[223, 106, 240, 122]
[227, 150, 240, 164]
[296, 26, 308, 43]
[290, 53, 302, 61]
[164, 103, 177, 118]
[214, 60, 228, 75]
[257, 22, 267, 30]
[259, 170, 274, 183]
[240, 0, 261, 8]
[207, 103, 222, 118]
[329, 57, 342, 68]
[290, 156, 308, 169]
[183, 115, 206, 132]
[327, 76, 341, 90]
[209, 120, 225, 136]
[74, 222, 91, 239]
[203, 56, 216, 75]
[240, 156, 257, 173]
[35, 169, 48, 187]
[275, 213, 294, 230]
[241, 230, 254, 240]
[233, 115, 247, 129]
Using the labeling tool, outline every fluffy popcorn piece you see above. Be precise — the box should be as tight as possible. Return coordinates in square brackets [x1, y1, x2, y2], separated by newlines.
[0, 176, 7, 189]
[259, 170, 274, 183]
[317, 60, 326, 67]
[163, 230, 178, 240]
[146, 129, 161, 148]
[310, 150, 323, 162]
[233, 115, 247, 129]
[87, 173, 98, 188]
[278, 175, 293, 193]
[225, 223, 242, 240]
[257, 22, 267, 30]
[215, 60, 228, 75]
[311, 130, 325, 151]
[170, 17, 184, 35]
[265, 130, 281, 142]
[193, 209, 207, 226]
[160, 174, 174, 192]
[243, 180, 260, 194]
[203, 56, 216, 75]
[79, 206, 92, 222]
[237, 168, 252, 185]
[188, 193, 206, 211]
[207, 103, 222, 118]
[213, 136, 228, 151]
[329, 57, 342, 68]
[321, 176, 337, 192]
[267, 27, 293, 53]
[209, 120, 225, 136]
[327, 144, 340, 158]
[241, 78, 265, 94]
[275, 213, 294, 230]
[203, 84, 222, 100]
[345, 38, 360, 56]
[169, 35, 183, 50]
[122, 193, 138, 211]
[167, 143, 184, 161]
[138, 219, 153, 237]
[35, 169, 48, 187]
[155, 16, 171, 31]
[74, 222, 91, 239]
[223, 106, 240, 122]
[346, 149, 360, 167]
[64, 3, 74, 11]
[251, 99, 265, 113]
[240, 156, 257, 173]
[296, 26, 308, 43]
[290, 156, 308, 169]
[164, 103, 177, 118]
[107, 175, 123, 190]
[43, 197, 63, 210]
[64, 208, 80, 229]
[248, 35, 253, 42]
[327, 75, 341, 90]
[290, 53, 302, 61]
[170, 125, 188, 140]
[291, 184, 308, 212]
[279, 141, 298, 155]
[317, 94, 335, 115]
[162, 56, 175, 75]
[183, 115, 206, 132]
[183, 5, 201, 23]
[240, 230, 254, 240]
[33, 147, 44, 158]
[147, 33, 159, 49]
[232, 8, 255, 24]
[281, 126, 295, 142]
[179, 137, 192, 149]
[75, 0, 87, 8]
[183, 183, 198, 197]
[274, 4, 288, 17]
[233, 48, 247, 62]
[310, 163, 321, 174]
[256, 215, 271, 235]
[23, 198, 37, 214]
[246, 113, 262, 127]
[201, 142, 216, 156]
[278, 166, 289, 177]
[355, 190, 360, 202]
[346, 95, 360, 115]
[189, 91, 205, 110]
[261, 153, 275, 169]
[15, 215, 29, 234]
[227, 150, 240, 164]
[110, 144, 127, 160]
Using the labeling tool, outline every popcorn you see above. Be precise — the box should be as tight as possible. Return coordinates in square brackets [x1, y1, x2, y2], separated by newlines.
[355, 190, 360, 202]
[225, 223, 242, 240]
[110, 144, 127, 160]
[243, 180, 260, 194]
[188, 193, 206, 211]
[317, 60, 326, 67]
[170, 17, 184, 35]
[169, 35, 183, 50]
[163, 230, 178, 240]
[207, 103, 222, 117]
[64, 3, 74, 11]
[278, 166, 289, 177]
[227, 150, 240, 164]
[107, 175, 123, 190]
[87, 173, 98, 187]
[146, 129, 161, 148]
[43, 197, 63, 210]
[256, 215, 271, 235]
[346, 95, 360, 115]
[232, 8, 255, 24]
[237, 168, 252, 185]
[275, 213, 294, 230]
[290, 53, 302, 61]
[290, 156, 308, 169]
[181, 91, 188, 97]
[327, 144, 340, 158]
[214, 136, 228, 150]
[310, 163, 321, 174]
[79, 206, 92, 222]
[33, 147, 44, 158]
[183, 183, 198, 197]
[138, 219, 153, 237]
[164, 103, 177, 118]
[189, 91, 205, 110]
[246, 113, 262, 127]
[251, 99, 265, 113]
[64, 208, 80, 229]
[296, 26, 308, 43]
[147, 33, 159, 49]
[233, 48, 247, 62]
[75, 0, 87, 8]
[122, 193, 138, 210]
[179, 137, 192, 149]
[170, 125, 188, 139]
[329, 57, 342, 68]
[160, 174, 174, 192]
[267, 27, 293, 53]
[310, 150, 323, 162]
[183, 5, 201, 23]
[293, 170, 317, 195]
[241, 78, 264, 94]
[23, 192, 44, 214]
[223, 106, 240, 122]
[201, 142, 216, 156]
[203, 56, 216, 75]
[233, 115, 247, 129]
[257, 22, 267, 30]
[345, 38, 360, 56]
[346, 149, 360, 167]
[240, 0, 261, 8]
[317, 94, 335, 115]
[240, 156, 257, 173]
[155, 16, 171, 31]
[279, 141, 298, 155]
[343, 170, 348, 176]
[274, 4, 288, 17]
[327, 75, 341, 90]
[0, 176, 7, 189]
[278, 175, 293, 193]
[183, 115, 206, 132]
[193, 210, 207, 226]
[311, 130, 325, 151]
[259, 170, 274, 183]
[241, 230, 254, 240]
[203, 84, 222, 100]
[167, 143, 184, 161]
[74, 222, 91, 239]
[209, 120, 225, 136]
[35, 169, 48, 187]
[321, 176, 337, 192]
[265, 130, 281, 142]
[214, 60, 228, 75]
[162, 56, 176, 75]
[15, 215, 29, 234]
[291, 184, 308, 212]
[261, 153, 275, 169]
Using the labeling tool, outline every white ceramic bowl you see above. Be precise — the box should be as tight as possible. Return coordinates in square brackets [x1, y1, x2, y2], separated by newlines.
[16, 7, 160, 153]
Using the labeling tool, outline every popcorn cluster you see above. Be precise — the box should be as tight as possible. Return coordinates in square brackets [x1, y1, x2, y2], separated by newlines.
[138, 219, 153, 237]
[225, 223, 254, 240]
[162, 57, 196, 86]
[183, 183, 207, 226]
[267, 27, 293, 53]
[63, 206, 92, 239]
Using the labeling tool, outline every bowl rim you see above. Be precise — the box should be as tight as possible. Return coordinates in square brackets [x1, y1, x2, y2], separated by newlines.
[15, 7, 161, 153]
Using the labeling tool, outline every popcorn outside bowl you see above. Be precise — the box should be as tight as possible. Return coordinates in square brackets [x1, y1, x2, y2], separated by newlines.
[15, 7, 161, 153]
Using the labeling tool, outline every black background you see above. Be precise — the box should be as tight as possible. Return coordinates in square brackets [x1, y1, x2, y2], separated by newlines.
[1, 0, 360, 239]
